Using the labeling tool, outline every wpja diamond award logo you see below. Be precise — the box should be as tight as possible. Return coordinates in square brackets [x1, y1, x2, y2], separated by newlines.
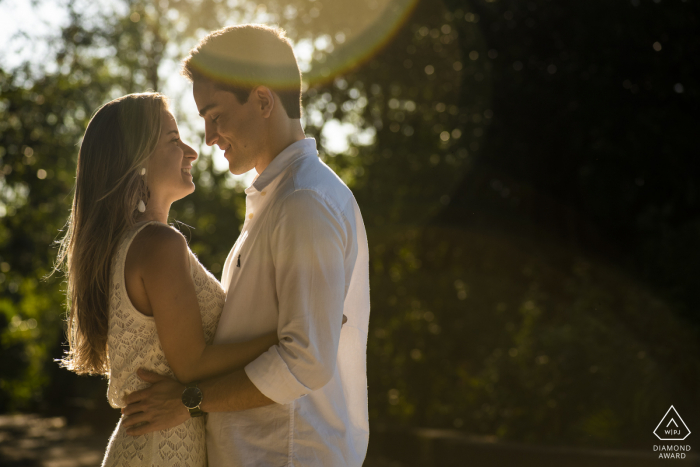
[653, 405, 692, 459]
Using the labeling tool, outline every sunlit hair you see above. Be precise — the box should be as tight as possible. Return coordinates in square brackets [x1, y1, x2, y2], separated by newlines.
[54, 92, 168, 375]
[181, 24, 302, 119]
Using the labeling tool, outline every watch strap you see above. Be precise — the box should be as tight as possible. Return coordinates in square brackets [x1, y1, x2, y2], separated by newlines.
[187, 406, 205, 417]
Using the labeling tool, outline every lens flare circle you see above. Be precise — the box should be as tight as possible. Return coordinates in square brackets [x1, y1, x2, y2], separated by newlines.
[304, 0, 420, 85]
[188, 0, 420, 89]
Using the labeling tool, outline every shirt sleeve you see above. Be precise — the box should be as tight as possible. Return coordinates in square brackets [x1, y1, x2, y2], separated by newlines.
[244, 189, 348, 404]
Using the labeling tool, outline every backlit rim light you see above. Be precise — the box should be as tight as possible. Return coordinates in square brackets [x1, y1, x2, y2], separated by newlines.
[187, 0, 419, 89]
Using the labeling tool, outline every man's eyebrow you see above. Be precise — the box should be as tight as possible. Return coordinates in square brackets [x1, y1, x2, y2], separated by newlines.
[198, 104, 216, 117]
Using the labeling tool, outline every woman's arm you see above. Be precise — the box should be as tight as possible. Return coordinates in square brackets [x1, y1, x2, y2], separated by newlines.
[133, 225, 277, 384]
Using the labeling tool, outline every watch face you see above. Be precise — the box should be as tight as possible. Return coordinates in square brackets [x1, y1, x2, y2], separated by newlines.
[181, 387, 203, 409]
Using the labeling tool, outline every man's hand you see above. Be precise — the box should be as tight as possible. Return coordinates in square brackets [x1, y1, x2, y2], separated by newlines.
[121, 369, 189, 436]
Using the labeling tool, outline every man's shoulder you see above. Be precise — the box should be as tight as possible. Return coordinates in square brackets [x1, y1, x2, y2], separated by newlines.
[283, 156, 354, 208]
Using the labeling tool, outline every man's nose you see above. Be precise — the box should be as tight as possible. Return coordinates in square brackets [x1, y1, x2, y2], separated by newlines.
[204, 120, 218, 147]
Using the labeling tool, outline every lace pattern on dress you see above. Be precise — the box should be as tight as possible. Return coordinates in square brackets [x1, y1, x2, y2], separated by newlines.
[102, 221, 225, 467]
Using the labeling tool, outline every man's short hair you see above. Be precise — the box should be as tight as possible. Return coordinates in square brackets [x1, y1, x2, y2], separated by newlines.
[182, 24, 302, 119]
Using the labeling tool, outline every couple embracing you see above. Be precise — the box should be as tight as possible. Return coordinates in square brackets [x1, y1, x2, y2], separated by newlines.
[57, 24, 370, 466]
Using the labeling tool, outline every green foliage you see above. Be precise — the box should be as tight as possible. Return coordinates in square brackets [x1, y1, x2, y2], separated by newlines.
[0, 66, 88, 410]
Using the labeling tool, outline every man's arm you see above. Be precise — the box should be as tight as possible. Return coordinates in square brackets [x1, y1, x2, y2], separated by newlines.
[244, 189, 348, 403]
[123, 310, 350, 436]
[200, 368, 273, 412]
[121, 368, 273, 436]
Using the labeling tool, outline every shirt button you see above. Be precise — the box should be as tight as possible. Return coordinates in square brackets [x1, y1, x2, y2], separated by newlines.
[248, 213, 254, 219]
[261, 191, 267, 196]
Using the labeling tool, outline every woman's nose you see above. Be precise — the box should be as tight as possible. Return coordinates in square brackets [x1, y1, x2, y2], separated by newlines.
[184, 143, 198, 161]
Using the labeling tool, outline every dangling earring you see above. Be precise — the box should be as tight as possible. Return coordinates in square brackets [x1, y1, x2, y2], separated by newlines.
[137, 167, 147, 213]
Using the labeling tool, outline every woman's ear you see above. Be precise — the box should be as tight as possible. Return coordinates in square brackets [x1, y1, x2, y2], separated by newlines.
[255, 86, 275, 119]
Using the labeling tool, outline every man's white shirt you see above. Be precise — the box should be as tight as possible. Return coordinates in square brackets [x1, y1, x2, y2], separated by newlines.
[207, 138, 370, 466]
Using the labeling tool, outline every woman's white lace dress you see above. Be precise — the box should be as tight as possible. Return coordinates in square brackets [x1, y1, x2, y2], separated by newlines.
[102, 221, 225, 466]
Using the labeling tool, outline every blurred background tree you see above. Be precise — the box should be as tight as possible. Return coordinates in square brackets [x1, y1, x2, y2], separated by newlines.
[1, 0, 698, 453]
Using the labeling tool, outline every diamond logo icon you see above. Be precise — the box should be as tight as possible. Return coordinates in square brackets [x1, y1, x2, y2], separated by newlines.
[654, 406, 691, 441]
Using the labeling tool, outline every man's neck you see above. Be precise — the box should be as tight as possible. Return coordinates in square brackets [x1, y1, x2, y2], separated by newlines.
[255, 120, 305, 174]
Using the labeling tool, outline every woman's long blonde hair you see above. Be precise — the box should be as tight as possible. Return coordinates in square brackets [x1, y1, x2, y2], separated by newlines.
[55, 92, 168, 375]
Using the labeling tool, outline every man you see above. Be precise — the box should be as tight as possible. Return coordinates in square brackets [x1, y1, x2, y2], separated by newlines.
[121, 24, 370, 466]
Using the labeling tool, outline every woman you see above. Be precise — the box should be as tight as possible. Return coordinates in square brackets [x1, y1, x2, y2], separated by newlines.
[55, 92, 277, 466]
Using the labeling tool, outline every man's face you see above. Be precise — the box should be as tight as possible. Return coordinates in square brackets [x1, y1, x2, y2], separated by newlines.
[193, 79, 265, 175]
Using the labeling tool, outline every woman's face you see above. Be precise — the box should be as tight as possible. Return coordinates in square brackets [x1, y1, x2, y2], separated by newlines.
[146, 109, 198, 204]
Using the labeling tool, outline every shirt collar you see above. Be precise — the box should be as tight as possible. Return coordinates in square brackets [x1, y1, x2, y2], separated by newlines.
[248, 138, 318, 193]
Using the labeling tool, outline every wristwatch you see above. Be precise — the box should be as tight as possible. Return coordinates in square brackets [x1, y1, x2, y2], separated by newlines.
[181, 382, 205, 417]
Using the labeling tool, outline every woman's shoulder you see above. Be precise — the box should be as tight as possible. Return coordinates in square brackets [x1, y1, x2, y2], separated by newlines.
[135, 222, 186, 242]
[128, 222, 189, 269]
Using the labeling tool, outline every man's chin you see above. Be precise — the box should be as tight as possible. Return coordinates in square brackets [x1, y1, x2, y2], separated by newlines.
[229, 166, 254, 176]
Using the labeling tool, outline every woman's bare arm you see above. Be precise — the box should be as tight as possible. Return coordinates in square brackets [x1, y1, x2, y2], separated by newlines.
[131, 225, 277, 384]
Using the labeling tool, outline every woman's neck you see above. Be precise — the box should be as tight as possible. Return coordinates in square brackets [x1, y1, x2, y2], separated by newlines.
[137, 197, 171, 224]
